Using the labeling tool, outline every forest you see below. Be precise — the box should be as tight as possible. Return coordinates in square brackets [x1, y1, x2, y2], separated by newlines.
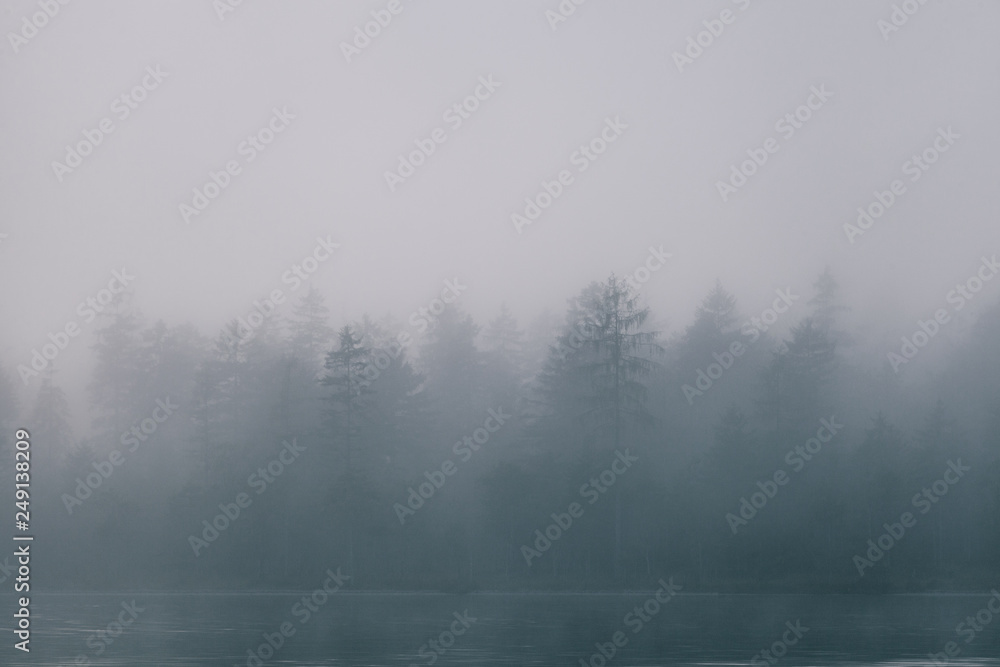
[2, 268, 998, 593]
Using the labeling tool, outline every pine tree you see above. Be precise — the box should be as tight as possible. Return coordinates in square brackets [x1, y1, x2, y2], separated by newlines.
[760, 317, 836, 439]
[420, 308, 483, 426]
[29, 370, 74, 452]
[854, 413, 908, 537]
[321, 325, 372, 575]
[482, 303, 526, 407]
[287, 286, 334, 370]
[533, 274, 661, 581]
[682, 280, 739, 353]
[88, 293, 148, 434]
[809, 267, 851, 345]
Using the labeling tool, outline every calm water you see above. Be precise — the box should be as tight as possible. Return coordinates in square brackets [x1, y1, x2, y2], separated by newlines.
[7, 592, 1000, 666]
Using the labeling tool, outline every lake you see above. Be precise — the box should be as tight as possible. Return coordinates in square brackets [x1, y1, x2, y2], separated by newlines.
[8, 591, 1000, 665]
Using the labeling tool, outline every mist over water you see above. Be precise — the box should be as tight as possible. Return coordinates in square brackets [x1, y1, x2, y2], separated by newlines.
[1, 1, 999, 665]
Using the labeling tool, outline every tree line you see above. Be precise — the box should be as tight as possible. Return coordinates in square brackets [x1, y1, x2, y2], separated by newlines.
[1, 268, 998, 592]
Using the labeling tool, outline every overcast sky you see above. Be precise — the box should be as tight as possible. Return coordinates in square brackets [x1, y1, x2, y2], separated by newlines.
[2, 0, 998, 419]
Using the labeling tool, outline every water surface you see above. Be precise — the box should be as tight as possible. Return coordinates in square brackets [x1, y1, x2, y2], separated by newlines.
[7, 592, 1000, 666]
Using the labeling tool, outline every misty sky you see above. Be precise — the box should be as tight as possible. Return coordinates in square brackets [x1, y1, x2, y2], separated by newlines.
[2, 0, 998, 424]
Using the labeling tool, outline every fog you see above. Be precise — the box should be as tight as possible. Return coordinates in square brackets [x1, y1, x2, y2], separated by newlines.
[4, 1, 998, 401]
[1, 0, 999, 663]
